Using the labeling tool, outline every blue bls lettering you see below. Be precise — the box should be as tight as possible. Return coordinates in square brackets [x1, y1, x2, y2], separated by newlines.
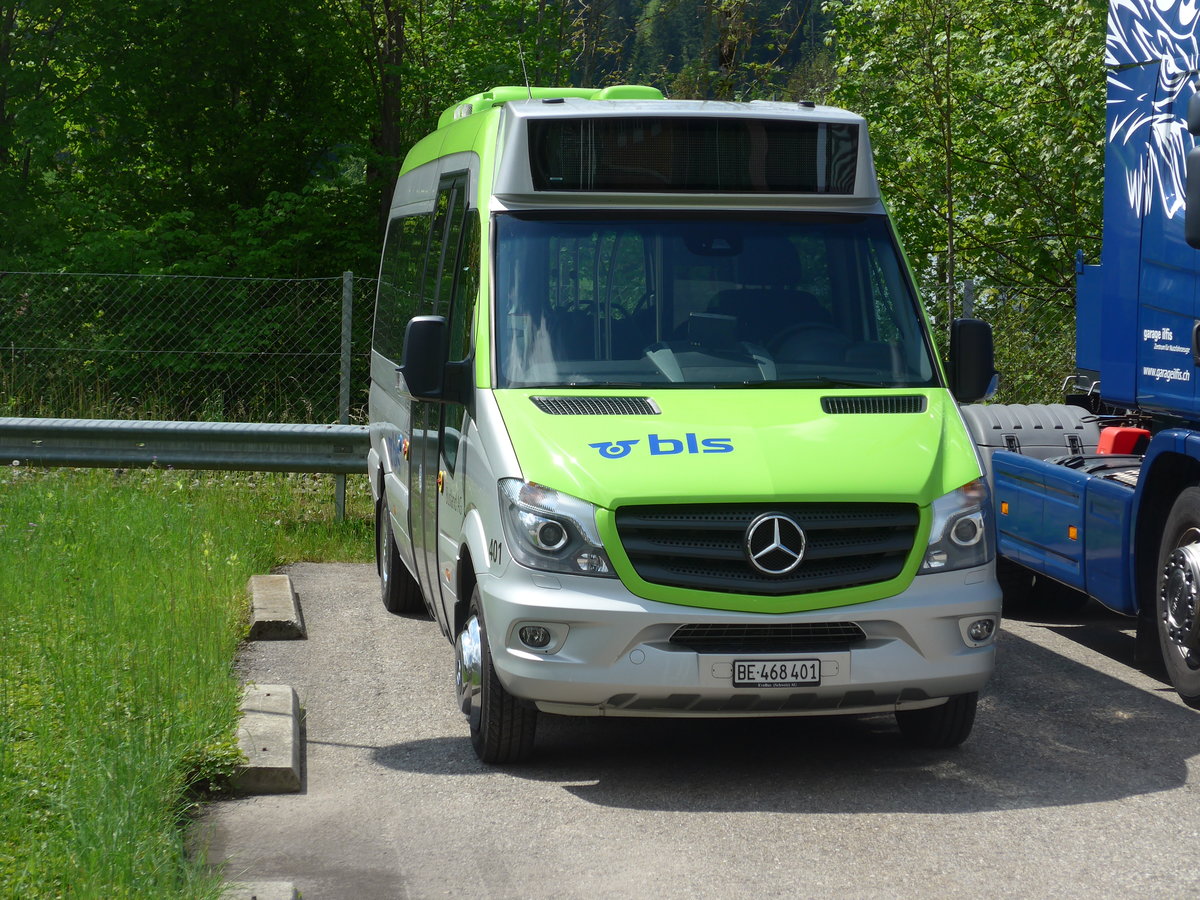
[649, 433, 734, 455]
[700, 437, 734, 453]
[590, 434, 734, 458]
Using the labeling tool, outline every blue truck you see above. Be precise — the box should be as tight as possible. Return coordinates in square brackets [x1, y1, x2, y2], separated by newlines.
[964, 0, 1200, 707]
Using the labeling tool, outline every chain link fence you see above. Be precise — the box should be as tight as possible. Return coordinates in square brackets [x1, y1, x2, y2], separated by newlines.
[1, 271, 1077, 423]
[0, 271, 377, 423]
[957, 281, 1077, 406]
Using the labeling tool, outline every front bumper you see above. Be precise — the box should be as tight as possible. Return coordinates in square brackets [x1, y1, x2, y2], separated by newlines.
[478, 564, 1001, 718]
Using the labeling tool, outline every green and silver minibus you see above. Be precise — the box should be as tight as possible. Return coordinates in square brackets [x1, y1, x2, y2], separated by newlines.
[369, 85, 1001, 763]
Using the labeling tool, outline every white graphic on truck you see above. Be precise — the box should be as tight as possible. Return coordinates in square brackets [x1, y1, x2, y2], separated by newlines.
[1108, 0, 1200, 218]
[1143, 365, 1192, 382]
[1143, 326, 1191, 354]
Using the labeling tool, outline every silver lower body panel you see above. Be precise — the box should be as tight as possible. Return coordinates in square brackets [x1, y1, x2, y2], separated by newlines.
[478, 564, 1000, 718]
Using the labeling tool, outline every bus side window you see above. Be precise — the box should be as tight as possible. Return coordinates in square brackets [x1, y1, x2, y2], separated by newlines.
[374, 212, 432, 363]
[425, 183, 462, 316]
[443, 210, 479, 473]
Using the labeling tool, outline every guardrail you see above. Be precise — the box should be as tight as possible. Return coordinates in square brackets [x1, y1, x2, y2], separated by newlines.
[0, 418, 370, 518]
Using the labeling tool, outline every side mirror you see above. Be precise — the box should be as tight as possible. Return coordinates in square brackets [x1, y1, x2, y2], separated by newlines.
[1187, 147, 1200, 249]
[948, 317, 998, 403]
[398, 315, 449, 400]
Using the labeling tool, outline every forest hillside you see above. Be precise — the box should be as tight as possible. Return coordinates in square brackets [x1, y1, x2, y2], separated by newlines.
[0, 0, 1104, 304]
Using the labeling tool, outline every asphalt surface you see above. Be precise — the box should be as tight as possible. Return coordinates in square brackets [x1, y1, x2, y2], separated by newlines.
[195, 562, 1200, 899]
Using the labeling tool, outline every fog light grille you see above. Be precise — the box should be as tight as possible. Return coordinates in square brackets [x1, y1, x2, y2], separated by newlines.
[669, 622, 867, 653]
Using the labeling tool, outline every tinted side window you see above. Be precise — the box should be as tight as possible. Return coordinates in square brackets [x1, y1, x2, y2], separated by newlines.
[448, 212, 480, 364]
[424, 174, 472, 322]
[443, 204, 479, 473]
[373, 213, 432, 362]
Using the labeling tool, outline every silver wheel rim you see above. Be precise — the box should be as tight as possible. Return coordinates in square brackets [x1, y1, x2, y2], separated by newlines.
[379, 508, 392, 590]
[1161, 528, 1200, 670]
[455, 614, 482, 729]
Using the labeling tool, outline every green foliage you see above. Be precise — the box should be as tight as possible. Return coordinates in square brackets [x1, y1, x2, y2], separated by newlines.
[1, 0, 1104, 282]
[1, 0, 379, 275]
[592, 0, 830, 100]
[0, 1, 594, 275]
[825, 0, 1105, 308]
[1, 0, 1102, 405]
[0, 467, 371, 898]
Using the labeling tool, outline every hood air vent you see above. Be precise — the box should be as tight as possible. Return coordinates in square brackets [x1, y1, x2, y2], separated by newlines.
[821, 395, 926, 415]
[532, 396, 661, 416]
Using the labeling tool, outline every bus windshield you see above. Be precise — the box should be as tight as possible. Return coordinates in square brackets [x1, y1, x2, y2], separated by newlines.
[493, 211, 937, 389]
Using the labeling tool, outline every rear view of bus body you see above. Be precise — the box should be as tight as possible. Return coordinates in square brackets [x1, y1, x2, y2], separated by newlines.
[367, 85, 1001, 763]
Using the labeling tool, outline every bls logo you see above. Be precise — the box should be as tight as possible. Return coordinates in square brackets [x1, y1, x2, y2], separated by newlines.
[591, 440, 640, 459]
[589, 433, 734, 459]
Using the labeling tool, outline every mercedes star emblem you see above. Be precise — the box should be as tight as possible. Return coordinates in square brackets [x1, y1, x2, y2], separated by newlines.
[745, 512, 807, 576]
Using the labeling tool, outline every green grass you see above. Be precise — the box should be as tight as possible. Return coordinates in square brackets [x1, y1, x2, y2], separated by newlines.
[0, 466, 373, 898]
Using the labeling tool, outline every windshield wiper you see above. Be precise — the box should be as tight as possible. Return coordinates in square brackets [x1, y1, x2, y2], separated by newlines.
[566, 381, 653, 387]
[755, 377, 900, 389]
[510, 381, 655, 389]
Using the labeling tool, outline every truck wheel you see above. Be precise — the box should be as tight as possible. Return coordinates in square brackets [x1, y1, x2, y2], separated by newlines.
[895, 693, 977, 748]
[1155, 488, 1200, 708]
[457, 585, 537, 764]
[376, 497, 424, 615]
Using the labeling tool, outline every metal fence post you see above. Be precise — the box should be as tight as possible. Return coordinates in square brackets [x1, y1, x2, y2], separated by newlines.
[336, 271, 354, 521]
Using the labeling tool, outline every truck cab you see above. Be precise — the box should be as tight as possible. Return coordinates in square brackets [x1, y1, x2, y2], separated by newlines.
[968, 0, 1200, 707]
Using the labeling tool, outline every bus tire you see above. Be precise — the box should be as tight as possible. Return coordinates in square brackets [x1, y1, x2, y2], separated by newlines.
[466, 585, 537, 764]
[377, 497, 424, 615]
[896, 692, 977, 748]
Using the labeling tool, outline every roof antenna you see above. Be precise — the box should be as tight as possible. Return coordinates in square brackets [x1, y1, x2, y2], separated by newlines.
[518, 41, 532, 99]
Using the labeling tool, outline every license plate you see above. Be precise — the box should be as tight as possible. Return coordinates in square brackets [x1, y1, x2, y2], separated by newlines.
[733, 658, 821, 688]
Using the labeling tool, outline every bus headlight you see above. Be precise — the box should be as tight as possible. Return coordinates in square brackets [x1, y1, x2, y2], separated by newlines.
[919, 479, 994, 573]
[498, 479, 616, 577]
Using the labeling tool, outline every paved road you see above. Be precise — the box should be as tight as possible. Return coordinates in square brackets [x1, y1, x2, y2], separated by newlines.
[197, 563, 1200, 899]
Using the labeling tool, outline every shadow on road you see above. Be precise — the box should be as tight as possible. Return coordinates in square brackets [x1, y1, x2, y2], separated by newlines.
[1006, 599, 1172, 685]
[370, 629, 1200, 815]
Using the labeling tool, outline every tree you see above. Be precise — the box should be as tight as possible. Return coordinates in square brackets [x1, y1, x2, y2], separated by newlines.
[623, 0, 828, 100]
[0, 0, 848, 278]
[0, 2, 76, 265]
[0, 0, 381, 275]
[825, 0, 1105, 312]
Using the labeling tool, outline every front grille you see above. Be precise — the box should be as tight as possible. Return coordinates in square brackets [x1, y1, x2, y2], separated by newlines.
[531, 395, 660, 415]
[669, 622, 867, 653]
[615, 502, 918, 596]
[821, 395, 926, 415]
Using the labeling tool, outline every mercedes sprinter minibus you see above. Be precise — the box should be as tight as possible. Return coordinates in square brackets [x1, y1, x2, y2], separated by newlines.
[369, 85, 1001, 762]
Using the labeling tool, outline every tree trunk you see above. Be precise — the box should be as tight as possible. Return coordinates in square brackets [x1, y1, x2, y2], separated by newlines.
[369, 0, 406, 234]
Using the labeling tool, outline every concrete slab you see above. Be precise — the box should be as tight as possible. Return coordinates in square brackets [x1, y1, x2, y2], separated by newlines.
[234, 684, 301, 794]
[247, 574, 306, 640]
[222, 882, 298, 900]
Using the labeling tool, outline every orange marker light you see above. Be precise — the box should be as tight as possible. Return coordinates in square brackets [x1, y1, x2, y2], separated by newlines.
[1000, 501, 1009, 516]
[1068, 525, 1079, 541]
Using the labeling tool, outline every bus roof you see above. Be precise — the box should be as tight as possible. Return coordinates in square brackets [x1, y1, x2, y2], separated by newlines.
[396, 86, 880, 211]
[438, 85, 666, 129]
